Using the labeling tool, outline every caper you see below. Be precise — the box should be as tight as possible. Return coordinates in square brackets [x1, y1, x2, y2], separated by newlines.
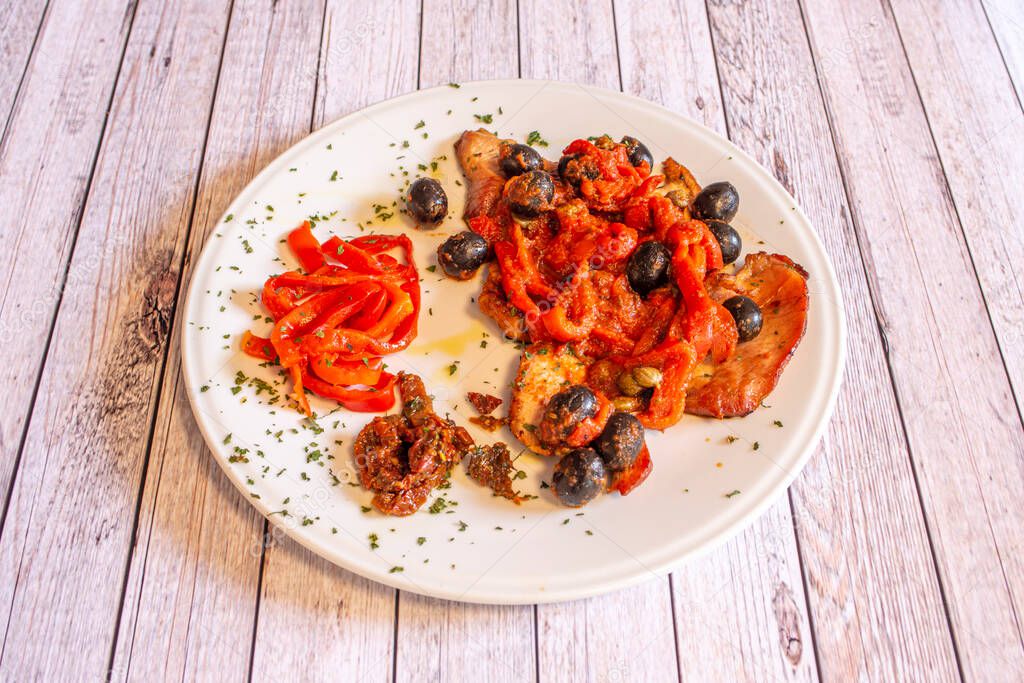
[617, 372, 644, 397]
[612, 396, 644, 413]
[631, 366, 663, 388]
[666, 190, 690, 210]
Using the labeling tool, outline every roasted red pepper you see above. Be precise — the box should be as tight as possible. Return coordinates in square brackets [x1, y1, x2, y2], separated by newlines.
[610, 445, 652, 495]
[287, 221, 326, 272]
[242, 223, 419, 416]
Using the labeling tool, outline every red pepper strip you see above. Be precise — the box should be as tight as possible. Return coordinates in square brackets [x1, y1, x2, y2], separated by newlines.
[566, 394, 612, 449]
[315, 282, 382, 331]
[262, 278, 301, 320]
[509, 224, 556, 298]
[671, 244, 716, 360]
[241, 331, 276, 361]
[272, 287, 372, 368]
[302, 369, 397, 412]
[638, 341, 698, 430]
[595, 223, 638, 262]
[350, 234, 414, 265]
[650, 195, 687, 240]
[494, 241, 542, 319]
[348, 287, 388, 330]
[289, 365, 311, 416]
[542, 305, 590, 341]
[590, 326, 635, 354]
[272, 270, 404, 290]
[610, 445, 652, 495]
[311, 355, 382, 386]
[321, 236, 386, 273]
[365, 276, 420, 353]
[541, 272, 596, 342]
[699, 221, 724, 272]
[634, 295, 676, 355]
[287, 221, 326, 272]
[468, 214, 505, 245]
[365, 281, 414, 339]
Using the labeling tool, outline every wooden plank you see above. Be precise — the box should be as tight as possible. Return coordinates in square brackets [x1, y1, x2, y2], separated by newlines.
[392, 5, 537, 682]
[418, 0, 519, 86]
[892, 0, 1024, 665]
[799, 0, 1024, 677]
[702, 2, 964, 679]
[518, 0, 620, 91]
[0, 0, 134, 516]
[0, 0, 48, 137]
[247, 3, 421, 680]
[891, 0, 1024, 413]
[0, 0, 232, 680]
[538, 581, 678, 683]
[108, 2, 327, 680]
[518, 2, 676, 680]
[982, 0, 1024, 104]
[615, 2, 817, 680]
[397, 597, 536, 682]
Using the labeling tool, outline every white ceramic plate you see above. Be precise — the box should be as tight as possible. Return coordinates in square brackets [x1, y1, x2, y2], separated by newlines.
[181, 80, 845, 604]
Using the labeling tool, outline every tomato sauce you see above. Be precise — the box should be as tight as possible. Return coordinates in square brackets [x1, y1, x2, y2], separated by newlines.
[475, 136, 739, 431]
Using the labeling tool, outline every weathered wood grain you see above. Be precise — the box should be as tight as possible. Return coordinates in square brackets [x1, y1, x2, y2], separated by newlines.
[891, 0, 1024, 414]
[518, 0, 620, 91]
[393, 4, 538, 682]
[982, 0, 1024, 105]
[419, 0, 519, 86]
[703, 0, 965, 679]
[0, 0, 48, 139]
[0, 0, 135, 516]
[799, 0, 1024, 677]
[247, 3, 420, 680]
[0, 0, 232, 680]
[615, 1, 819, 680]
[396, 595, 536, 682]
[109, 2, 328, 680]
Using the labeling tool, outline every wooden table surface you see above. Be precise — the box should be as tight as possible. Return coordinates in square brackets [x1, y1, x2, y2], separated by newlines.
[1, 0, 1022, 680]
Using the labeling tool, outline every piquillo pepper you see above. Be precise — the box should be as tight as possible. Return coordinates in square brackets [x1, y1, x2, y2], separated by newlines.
[242, 222, 419, 416]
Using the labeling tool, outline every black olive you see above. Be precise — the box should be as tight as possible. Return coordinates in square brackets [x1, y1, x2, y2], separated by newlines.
[626, 241, 671, 296]
[706, 220, 741, 265]
[499, 143, 543, 177]
[406, 178, 448, 224]
[505, 169, 554, 218]
[594, 412, 645, 471]
[539, 385, 598, 445]
[552, 448, 607, 507]
[723, 295, 763, 342]
[692, 181, 739, 222]
[557, 154, 601, 187]
[437, 231, 488, 280]
[620, 135, 653, 169]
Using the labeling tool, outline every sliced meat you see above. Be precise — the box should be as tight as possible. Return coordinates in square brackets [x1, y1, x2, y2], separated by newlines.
[659, 157, 701, 216]
[685, 252, 809, 418]
[509, 343, 588, 456]
[455, 129, 509, 220]
[478, 263, 529, 341]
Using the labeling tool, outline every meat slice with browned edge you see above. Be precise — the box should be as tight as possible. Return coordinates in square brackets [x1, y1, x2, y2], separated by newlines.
[685, 252, 809, 418]
[455, 128, 509, 220]
[509, 343, 588, 456]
